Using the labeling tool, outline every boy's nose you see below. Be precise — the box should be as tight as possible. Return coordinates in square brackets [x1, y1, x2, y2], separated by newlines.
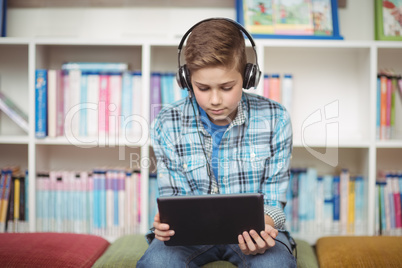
[210, 90, 222, 105]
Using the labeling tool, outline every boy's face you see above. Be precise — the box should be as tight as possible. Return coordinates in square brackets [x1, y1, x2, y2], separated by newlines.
[191, 66, 243, 126]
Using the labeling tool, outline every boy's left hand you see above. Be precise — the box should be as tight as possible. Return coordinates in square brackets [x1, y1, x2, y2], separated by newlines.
[237, 224, 278, 255]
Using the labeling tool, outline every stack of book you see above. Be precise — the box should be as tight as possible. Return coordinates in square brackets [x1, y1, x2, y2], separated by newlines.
[150, 72, 188, 123]
[376, 72, 402, 140]
[35, 168, 150, 236]
[0, 166, 29, 233]
[375, 171, 402, 235]
[284, 168, 366, 235]
[35, 62, 142, 140]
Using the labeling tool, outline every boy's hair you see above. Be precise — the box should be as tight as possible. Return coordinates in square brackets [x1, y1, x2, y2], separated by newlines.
[184, 19, 247, 78]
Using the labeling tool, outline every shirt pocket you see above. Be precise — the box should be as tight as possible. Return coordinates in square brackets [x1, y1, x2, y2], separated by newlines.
[228, 148, 272, 191]
[181, 154, 210, 193]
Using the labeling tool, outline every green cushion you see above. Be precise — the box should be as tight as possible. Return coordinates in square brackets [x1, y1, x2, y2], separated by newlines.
[294, 239, 319, 268]
[93, 235, 316, 268]
[92, 234, 148, 267]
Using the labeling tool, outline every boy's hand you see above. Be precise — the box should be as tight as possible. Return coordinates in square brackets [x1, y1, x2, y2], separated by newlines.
[153, 212, 175, 242]
[237, 224, 278, 255]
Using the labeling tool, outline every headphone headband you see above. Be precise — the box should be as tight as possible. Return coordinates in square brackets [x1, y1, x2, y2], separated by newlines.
[177, 17, 259, 69]
[177, 17, 261, 90]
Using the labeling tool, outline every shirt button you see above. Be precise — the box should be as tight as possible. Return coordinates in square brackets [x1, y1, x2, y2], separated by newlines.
[214, 187, 219, 193]
[183, 164, 187, 170]
[277, 162, 283, 168]
[251, 153, 255, 158]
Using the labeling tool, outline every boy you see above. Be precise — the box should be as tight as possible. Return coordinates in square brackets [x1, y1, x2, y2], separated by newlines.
[138, 18, 295, 267]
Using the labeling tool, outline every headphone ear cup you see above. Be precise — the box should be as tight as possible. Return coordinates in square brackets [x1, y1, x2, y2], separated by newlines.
[243, 63, 253, 89]
[176, 64, 192, 91]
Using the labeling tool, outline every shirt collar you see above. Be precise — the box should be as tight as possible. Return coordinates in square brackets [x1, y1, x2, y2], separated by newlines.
[181, 92, 249, 135]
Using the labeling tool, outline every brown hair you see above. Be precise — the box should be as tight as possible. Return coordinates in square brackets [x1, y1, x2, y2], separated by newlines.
[184, 19, 247, 78]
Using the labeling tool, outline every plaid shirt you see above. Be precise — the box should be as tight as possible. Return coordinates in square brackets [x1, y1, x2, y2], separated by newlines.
[151, 92, 293, 229]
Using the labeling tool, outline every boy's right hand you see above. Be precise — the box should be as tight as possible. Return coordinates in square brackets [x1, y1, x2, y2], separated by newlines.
[153, 212, 175, 242]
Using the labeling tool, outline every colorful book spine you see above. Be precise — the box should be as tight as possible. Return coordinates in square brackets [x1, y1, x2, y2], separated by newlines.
[376, 75, 381, 140]
[315, 176, 324, 232]
[347, 177, 355, 234]
[132, 71, 142, 136]
[121, 71, 133, 134]
[281, 74, 293, 115]
[108, 74, 122, 139]
[386, 77, 392, 140]
[150, 72, 162, 123]
[332, 176, 340, 233]
[86, 73, 100, 137]
[79, 73, 88, 137]
[0, 170, 12, 231]
[391, 174, 402, 230]
[323, 175, 333, 233]
[148, 174, 159, 229]
[98, 75, 109, 139]
[380, 75, 387, 140]
[354, 176, 365, 234]
[340, 169, 349, 234]
[35, 69, 48, 138]
[269, 74, 281, 103]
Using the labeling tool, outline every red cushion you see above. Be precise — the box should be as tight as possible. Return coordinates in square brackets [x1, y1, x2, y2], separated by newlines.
[0, 233, 110, 267]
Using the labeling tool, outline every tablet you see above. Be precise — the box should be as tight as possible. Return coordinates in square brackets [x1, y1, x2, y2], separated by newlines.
[157, 193, 265, 246]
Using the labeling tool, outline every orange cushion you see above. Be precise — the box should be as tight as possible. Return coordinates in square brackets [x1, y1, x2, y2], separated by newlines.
[0, 233, 110, 267]
[316, 236, 402, 268]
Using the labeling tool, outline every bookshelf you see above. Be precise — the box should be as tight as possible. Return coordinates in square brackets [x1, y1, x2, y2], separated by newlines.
[0, 37, 401, 243]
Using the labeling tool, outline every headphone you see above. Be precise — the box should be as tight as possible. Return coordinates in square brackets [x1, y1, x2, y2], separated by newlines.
[176, 17, 261, 92]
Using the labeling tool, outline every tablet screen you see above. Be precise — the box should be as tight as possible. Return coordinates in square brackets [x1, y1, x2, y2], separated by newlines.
[157, 193, 265, 246]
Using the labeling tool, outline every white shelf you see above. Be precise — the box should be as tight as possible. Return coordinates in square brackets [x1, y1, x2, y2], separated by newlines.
[376, 140, 402, 148]
[0, 136, 29, 144]
[0, 36, 401, 240]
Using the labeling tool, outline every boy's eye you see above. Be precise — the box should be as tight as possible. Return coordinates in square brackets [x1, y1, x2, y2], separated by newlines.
[198, 87, 209, 91]
[222, 87, 233, 91]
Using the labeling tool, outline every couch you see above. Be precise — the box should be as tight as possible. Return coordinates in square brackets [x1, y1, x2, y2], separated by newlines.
[1, 232, 402, 267]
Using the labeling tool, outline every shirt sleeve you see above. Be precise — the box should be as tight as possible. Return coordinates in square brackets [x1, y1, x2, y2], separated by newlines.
[151, 116, 189, 196]
[262, 108, 293, 230]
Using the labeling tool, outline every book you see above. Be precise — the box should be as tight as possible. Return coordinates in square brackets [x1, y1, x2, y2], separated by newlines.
[108, 74, 122, 140]
[332, 176, 340, 233]
[148, 174, 159, 229]
[347, 177, 355, 234]
[269, 74, 281, 103]
[323, 175, 334, 233]
[263, 74, 270, 98]
[0, 0, 6, 37]
[340, 169, 349, 234]
[150, 73, 162, 123]
[5, 175, 14, 232]
[376, 75, 381, 140]
[354, 176, 365, 235]
[47, 70, 63, 138]
[380, 75, 388, 140]
[0, 91, 29, 133]
[132, 71, 142, 137]
[35, 69, 48, 138]
[0, 169, 12, 232]
[86, 73, 100, 137]
[281, 74, 293, 115]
